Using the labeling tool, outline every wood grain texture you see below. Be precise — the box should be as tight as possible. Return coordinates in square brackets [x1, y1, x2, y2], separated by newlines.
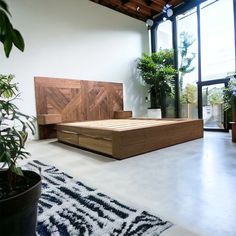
[79, 135, 112, 155]
[34, 77, 123, 139]
[56, 119, 203, 159]
[37, 114, 62, 125]
[57, 130, 79, 146]
[114, 110, 132, 119]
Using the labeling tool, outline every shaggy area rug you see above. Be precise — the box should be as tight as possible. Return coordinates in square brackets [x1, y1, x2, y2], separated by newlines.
[26, 160, 173, 236]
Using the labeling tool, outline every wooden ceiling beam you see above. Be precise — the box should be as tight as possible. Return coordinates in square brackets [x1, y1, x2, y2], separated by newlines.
[92, 0, 147, 21]
[169, 0, 185, 7]
[120, 0, 129, 4]
[90, 0, 188, 22]
[126, 0, 163, 16]
[125, 2, 152, 17]
[144, 0, 153, 6]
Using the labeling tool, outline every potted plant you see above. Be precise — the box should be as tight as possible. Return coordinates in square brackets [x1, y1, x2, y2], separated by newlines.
[0, 1, 41, 235]
[223, 74, 236, 141]
[137, 49, 177, 118]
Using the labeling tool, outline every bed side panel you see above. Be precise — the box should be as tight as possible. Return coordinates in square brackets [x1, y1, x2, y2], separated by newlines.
[112, 120, 203, 159]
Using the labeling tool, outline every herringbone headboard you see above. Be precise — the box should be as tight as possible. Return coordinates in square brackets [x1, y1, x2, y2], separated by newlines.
[34, 77, 123, 139]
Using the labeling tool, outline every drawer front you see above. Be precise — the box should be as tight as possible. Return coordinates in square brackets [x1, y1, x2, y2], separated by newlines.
[79, 135, 112, 155]
[57, 131, 79, 145]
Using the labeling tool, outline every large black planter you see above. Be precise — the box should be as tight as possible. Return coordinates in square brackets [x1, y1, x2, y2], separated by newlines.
[0, 170, 41, 236]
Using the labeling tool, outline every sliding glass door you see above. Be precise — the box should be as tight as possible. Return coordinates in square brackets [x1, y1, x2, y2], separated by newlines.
[200, 0, 235, 81]
[202, 83, 225, 129]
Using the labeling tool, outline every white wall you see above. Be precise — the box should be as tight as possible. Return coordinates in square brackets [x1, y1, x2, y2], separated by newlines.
[1, 0, 149, 122]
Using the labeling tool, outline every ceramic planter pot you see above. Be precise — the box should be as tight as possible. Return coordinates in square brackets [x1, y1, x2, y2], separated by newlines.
[147, 108, 162, 118]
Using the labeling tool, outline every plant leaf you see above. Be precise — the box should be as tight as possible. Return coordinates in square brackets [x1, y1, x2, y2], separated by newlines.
[0, 0, 11, 16]
[3, 36, 12, 57]
[12, 29, 24, 52]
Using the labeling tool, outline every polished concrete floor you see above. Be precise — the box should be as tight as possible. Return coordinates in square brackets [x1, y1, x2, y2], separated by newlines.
[25, 131, 236, 236]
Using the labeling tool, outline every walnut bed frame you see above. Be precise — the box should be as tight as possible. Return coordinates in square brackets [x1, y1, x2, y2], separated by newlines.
[56, 119, 203, 159]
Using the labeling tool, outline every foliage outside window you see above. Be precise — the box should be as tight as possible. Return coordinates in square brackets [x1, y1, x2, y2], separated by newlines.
[208, 87, 224, 106]
[181, 83, 197, 118]
[179, 31, 196, 92]
[178, 31, 197, 118]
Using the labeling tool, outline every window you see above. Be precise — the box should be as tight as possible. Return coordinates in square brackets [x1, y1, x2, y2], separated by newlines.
[156, 20, 173, 50]
[156, 20, 174, 117]
[177, 8, 198, 118]
[200, 0, 235, 80]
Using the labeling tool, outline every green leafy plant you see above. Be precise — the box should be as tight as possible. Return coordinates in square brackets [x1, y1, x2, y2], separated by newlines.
[208, 87, 224, 106]
[181, 83, 197, 104]
[137, 49, 177, 114]
[0, 3, 40, 235]
[223, 74, 236, 111]
[181, 83, 197, 118]
[0, 0, 35, 195]
[0, 74, 35, 192]
[0, 0, 24, 57]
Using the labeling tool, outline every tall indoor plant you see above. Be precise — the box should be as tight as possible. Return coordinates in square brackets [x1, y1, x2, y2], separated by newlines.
[223, 74, 236, 141]
[137, 49, 177, 117]
[0, 1, 41, 235]
[223, 74, 236, 121]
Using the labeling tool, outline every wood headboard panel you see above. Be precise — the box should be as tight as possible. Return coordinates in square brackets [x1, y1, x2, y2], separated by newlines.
[34, 77, 123, 139]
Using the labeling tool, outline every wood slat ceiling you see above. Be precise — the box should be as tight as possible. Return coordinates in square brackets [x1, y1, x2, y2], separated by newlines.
[90, 0, 187, 22]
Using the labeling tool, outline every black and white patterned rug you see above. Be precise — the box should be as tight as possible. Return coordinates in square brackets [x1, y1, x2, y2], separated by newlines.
[26, 160, 173, 236]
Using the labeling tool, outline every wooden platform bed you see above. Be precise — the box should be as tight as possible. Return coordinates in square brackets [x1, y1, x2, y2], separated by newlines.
[57, 119, 203, 159]
[34, 77, 203, 159]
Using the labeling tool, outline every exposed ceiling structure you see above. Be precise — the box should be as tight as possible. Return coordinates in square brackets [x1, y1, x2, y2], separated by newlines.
[89, 0, 190, 22]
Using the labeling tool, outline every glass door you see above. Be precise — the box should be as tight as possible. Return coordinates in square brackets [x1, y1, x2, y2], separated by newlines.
[201, 82, 227, 130]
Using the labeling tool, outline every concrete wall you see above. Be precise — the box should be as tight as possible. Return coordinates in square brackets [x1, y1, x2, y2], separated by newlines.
[1, 0, 149, 128]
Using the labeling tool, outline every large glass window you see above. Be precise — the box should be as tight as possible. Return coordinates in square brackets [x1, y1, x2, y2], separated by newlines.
[156, 20, 174, 117]
[156, 20, 172, 50]
[177, 8, 198, 118]
[200, 0, 235, 80]
[153, 0, 235, 123]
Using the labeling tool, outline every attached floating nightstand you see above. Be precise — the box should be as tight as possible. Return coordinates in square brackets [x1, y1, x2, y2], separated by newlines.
[37, 114, 62, 139]
[113, 110, 132, 119]
[37, 114, 62, 125]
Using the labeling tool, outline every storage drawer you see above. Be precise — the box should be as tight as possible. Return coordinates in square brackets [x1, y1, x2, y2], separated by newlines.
[79, 135, 112, 155]
[57, 131, 79, 145]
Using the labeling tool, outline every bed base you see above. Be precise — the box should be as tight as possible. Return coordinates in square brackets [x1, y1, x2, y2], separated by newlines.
[56, 119, 203, 159]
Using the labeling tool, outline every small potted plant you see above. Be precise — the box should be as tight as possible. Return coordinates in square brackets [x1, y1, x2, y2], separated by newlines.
[137, 49, 177, 118]
[0, 1, 41, 234]
[223, 74, 236, 141]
